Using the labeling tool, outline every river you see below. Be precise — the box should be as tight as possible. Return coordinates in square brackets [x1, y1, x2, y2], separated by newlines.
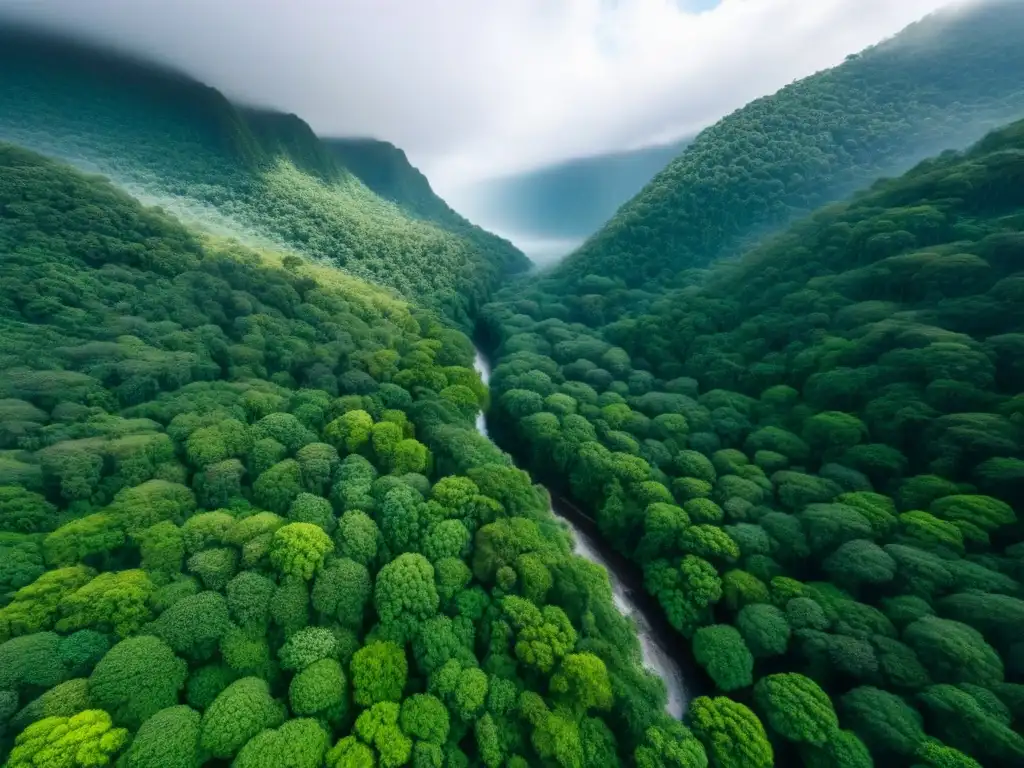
[473, 349, 690, 719]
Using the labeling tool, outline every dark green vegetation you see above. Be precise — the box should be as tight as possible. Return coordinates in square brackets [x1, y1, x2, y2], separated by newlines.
[480, 114, 1024, 765]
[0, 145, 690, 767]
[0, 26, 529, 327]
[557, 0, 1024, 286]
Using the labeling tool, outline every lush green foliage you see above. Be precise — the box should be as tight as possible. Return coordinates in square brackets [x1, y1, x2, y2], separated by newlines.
[553, 0, 1024, 286]
[0, 146, 682, 766]
[0, 27, 528, 326]
[479, 111, 1024, 766]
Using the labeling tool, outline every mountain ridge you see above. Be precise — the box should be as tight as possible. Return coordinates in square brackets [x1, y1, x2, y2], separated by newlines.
[553, 0, 1024, 286]
[0, 22, 529, 326]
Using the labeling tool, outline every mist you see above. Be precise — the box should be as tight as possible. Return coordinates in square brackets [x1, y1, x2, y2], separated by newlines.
[0, 0, 960, 197]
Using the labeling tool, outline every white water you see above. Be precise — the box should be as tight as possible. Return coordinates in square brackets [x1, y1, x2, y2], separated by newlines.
[472, 349, 688, 718]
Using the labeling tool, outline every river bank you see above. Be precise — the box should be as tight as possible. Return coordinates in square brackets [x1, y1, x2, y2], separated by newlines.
[472, 348, 699, 719]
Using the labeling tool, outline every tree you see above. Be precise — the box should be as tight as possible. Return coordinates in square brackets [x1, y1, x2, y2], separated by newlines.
[354, 702, 413, 768]
[799, 503, 873, 554]
[645, 555, 722, 637]
[181, 511, 234, 555]
[150, 590, 230, 661]
[325, 410, 374, 454]
[840, 686, 925, 757]
[823, 539, 897, 589]
[519, 691, 583, 768]
[430, 659, 488, 722]
[270, 576, 310, 635]
[929, 494, 1015, 532]
[350, 641, 407, 706]
[186, 547, 238, 591]
[251, 412, 316, 453]
[799, 729, 872, 768]
[335, 510, 379, 566]
[633, 721, 709, 768]
[802, 412, 867, 455]
[7, 710, 129, 768]
[374, 553, 439, 636]
[122, 705, 202, 768]
[199, 677, 286, 759]
[135, 520, 185, 576]
[312, 558, 371, 629]
[753, 673, 838, 746]
[737, 603, 791, 658]
[903, 616, 1003, 686]
[185, 664, 236, 711]
[502, 596, 577, 674]
[278, 626, 339, 671]
[392, 438, 429, 475]
[233, 719, 330, 768]
[220, 624, 271, 677]
[55, 569, 154, 638]
[422, 519, 471, 562]
[411, 614, 474, 676]
[88, 635, 187, 728]
[914, 739, 983, 768]
[400, 693, 450, 745]
[0, 632, 66, 693]
[916, 684, 1024, 765]
[195, 459, 245, 508]
[0, 485, 57, 533]
[692, 625, 754, 692]
[289, 657, 347, 720]
[253, 459, 304, 514]
[226, 571, 275, 632]
[288, 492, 337, 534]
[688, 696, 772, 768]
[325, 736, 375, 768]
[43, 514, 125, 568]
[269, 522, 333, 581]
[550, 652, 613, 713]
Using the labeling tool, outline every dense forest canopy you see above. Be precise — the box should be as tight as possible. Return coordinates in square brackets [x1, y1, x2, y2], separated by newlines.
[479, 116, 1024, 767]
[2, 1, 1024, 766]
[0, 25, 529, 327]
[0, 144, 686, 767]
[554, 0, 1024, 287]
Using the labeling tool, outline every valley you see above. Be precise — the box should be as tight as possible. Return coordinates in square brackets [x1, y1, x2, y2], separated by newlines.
[0, 2, 1023, 767]
[472, 349, 695, 720]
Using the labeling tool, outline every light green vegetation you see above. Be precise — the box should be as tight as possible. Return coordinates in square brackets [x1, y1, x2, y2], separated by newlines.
[0, 145, 685, 766]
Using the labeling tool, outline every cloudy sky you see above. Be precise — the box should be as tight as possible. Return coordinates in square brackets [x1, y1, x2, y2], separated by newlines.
[0, 0, 961, 194]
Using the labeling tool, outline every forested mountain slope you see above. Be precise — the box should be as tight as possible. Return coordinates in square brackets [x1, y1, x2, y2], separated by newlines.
[480, 117, 1024, 767]
[0, 25, 528, 325]
[555, 0, 1024, 286]
[322, 138, 454, 223]
[0, 143, 691, 767]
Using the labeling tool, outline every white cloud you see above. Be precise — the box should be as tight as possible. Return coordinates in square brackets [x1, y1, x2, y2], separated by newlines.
[0, 0, 959, 194]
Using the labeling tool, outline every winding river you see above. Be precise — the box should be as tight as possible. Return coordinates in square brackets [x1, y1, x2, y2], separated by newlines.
[473, 349, 690, 719]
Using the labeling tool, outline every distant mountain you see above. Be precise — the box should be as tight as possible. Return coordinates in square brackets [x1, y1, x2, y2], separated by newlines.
[462, 138, 693, 243]
[0, 24, 528, 325]
[555, 0, 1024, 286]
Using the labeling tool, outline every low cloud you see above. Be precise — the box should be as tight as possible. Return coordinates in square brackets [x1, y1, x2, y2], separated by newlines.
[0, 0, 958, 194]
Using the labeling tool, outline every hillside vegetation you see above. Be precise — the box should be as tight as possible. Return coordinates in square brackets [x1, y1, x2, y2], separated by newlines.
[0, 26, 528, 326]
[0, 144, 689, 767]
[555, 0, 1024, 286]
[480, 116, 1024, 766]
